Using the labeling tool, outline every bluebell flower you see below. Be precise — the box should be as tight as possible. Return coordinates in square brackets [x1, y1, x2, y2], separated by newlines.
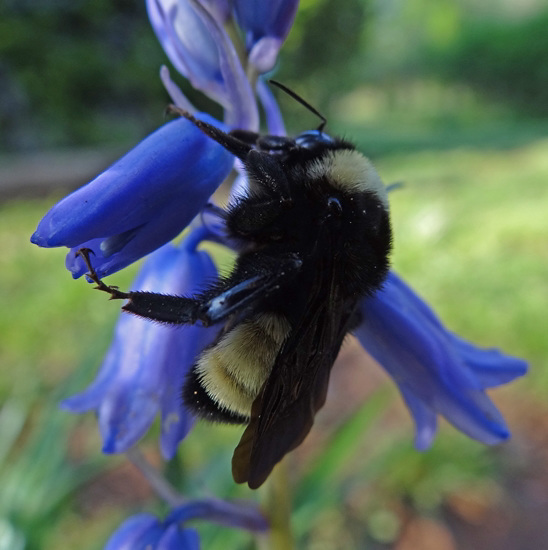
[147, 0, 258, 129]
[355, 272, 527, 450]
[61, 230, 218, 458]
[106, 498, 268, 550]
[165, 498, 269, 532]
[32, 0, 297, 280]
[104, 513, 200, 550]
[233, 0, 299, 72]
[31, 116, 234, 279]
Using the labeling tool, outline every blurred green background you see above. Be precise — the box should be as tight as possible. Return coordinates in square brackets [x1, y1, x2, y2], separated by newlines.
[1, 0, 547, 548]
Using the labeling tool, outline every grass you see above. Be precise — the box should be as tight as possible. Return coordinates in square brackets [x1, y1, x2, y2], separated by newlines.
[377, 140, 548, 376]
[1, 134, 547, 549]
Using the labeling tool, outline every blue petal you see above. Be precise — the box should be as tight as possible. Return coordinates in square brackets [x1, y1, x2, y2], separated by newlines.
[450, 334, 528, 388]
[61, 233, 219, 455]
[257, 79, 286, 136]
[355, 272, 527, 448]
[147, 0, 225, 101]
[188, 0, 258, 129]
[104, 514, 163, 550]
[159, 250, 219, 458]
[233, 0, 299, 71]
[105, 514, 200, 550]
[168, 499, 269, 532]
[399, 386, 438, 451]
[202, 0, 231, 23]
[31, 116, 234, 278]
[147, 0, 258, 129]
[157, 525, 200, 550]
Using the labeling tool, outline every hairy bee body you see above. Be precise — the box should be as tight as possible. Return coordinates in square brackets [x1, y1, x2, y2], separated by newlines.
[186, 312, 291, 422]
[81, 98, 392, 488]
[182, 144, 392, 471]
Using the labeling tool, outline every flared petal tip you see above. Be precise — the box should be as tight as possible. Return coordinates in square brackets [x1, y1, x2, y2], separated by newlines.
[482, 422, 511, 444]
[100, 402, 159, 454]
[485, 356, 528, 389]
[29, 231, 42, 246]
[31, 211, 69, 247]
[102, 422, 142, 454]
[59, 398, 81, 413]
[31, 227, 65, 248]
[495, 428, 511, 443]
[514, 358, 528, 377]
[413, 426, 437, 451]
[160, 413, 195, 460]
[102, 437, 119, 454]
[248, 37, 283, 73]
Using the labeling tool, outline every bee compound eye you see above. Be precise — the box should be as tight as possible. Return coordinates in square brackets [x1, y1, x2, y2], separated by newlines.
[295, 130, 333, 149]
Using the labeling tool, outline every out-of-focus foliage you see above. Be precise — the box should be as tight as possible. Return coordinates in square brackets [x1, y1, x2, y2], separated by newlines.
[280, 0, 372, 101]
[0, 0, 167, 151]
[432, 10, 548, 115]
[2, 0, 547, 150]
[0, 0, 374, 151]
[0, 365, 107, 550]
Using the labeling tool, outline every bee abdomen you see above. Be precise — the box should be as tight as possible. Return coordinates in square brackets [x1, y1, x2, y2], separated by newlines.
[183, 313, 291, 423]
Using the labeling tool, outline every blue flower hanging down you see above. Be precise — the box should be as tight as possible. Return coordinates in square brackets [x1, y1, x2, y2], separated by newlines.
[104, 498, 269, 550]
[32, 0, 526, 494]
[61, 230, 219, 459]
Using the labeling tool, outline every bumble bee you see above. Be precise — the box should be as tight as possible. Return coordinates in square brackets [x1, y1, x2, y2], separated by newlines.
[79, 82, 392, 489]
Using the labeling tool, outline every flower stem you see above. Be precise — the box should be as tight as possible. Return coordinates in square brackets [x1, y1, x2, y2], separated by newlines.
[127, 447, 269, 532]
[259, 459, 294, 550]
[126, 447, 184, 508]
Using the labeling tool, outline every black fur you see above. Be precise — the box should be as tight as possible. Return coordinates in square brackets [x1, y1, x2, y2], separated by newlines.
[80, 114, 392, 489]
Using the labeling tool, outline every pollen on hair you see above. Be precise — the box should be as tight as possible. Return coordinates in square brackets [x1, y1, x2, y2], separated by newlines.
[194, 313, 291, 417]
[306, 149, 389, 208]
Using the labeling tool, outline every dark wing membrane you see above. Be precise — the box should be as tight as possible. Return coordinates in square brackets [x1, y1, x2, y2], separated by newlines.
[232, 264, 356, 489]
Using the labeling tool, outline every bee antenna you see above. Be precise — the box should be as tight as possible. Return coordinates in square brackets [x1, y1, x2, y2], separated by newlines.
[269, 80, 327, 134]
[166, 105, 252, 160]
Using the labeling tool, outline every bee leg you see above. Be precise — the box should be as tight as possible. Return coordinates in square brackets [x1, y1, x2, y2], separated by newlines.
[75, 247, 201, 325]
[123, 253, 302, 327]
[122, 292, 203, 325]
[76, 248, 129, 300]
[201, 253, 303, 324]
[77, 249, 302, 328]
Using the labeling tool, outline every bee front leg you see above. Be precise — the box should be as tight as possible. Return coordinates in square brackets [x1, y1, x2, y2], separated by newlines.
[119, 254, 302, 327]
[76, 248, 129, 300]
[77, 247, 202, 325]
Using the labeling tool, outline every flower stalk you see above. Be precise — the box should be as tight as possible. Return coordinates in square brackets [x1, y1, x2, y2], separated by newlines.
[260, 460, 294, 550]
[127, 447, 183, 508]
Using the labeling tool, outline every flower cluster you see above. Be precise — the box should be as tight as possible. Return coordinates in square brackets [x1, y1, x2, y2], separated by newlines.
[31, 0, 526, 546]
[61, 229, 219, 459]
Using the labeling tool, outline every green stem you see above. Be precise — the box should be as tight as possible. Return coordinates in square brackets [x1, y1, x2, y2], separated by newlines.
[126, 447, 184, 508]
[259, 459, 294, 550]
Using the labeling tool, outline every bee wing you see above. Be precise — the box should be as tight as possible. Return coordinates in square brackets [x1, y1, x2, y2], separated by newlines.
[232, 272, 355, 489]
